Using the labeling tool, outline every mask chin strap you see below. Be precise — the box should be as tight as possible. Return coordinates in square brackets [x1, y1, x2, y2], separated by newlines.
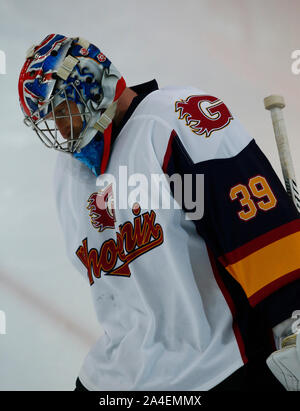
[93, 101, 117, 134]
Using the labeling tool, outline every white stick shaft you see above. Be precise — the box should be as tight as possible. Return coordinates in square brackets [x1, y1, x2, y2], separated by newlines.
[270, 107, 295, 179]
[269, 107, 300, 212]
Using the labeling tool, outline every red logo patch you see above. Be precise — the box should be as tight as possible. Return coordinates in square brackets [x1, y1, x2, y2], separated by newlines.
[87, 184, 115, 232]
[175, 95, 233, 137]
[97, 53, 106, 62]
[80, 48, 89, 56]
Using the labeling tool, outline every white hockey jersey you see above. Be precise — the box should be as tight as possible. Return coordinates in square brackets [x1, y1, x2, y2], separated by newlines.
[54, 80, 300, 391]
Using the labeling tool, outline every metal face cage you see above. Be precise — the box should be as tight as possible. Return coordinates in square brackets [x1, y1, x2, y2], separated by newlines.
[23, 82, 93, 153]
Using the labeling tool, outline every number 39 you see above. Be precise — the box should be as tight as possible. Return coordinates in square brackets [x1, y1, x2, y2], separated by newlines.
[229, 175, 277, 221]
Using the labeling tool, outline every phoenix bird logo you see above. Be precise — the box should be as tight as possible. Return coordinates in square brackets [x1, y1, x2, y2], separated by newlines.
[87, 184, 116, 232]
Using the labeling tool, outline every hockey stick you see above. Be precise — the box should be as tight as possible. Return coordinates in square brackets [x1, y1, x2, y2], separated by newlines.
[264, 95, 300, 213]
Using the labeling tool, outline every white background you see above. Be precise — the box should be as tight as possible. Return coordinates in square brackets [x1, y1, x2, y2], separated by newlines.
[0, 0, 299, 390]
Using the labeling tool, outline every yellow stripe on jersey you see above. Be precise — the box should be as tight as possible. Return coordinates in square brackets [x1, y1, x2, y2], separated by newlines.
[224, 231, 300, 300]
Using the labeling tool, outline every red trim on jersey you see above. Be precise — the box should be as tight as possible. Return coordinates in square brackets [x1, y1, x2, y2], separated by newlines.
[98, 76, 126, 175]
[162, 129, 177, 173]
[218, 218, 300, 267]
[100, 122, 113, 175]
[206, 246, 248, 364]
[248, 268, 300, 307]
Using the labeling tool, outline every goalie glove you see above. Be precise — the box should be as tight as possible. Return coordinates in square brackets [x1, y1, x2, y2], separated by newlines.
[266, 332, 300, 391]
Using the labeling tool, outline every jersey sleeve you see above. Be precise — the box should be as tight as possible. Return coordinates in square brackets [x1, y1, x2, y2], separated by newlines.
[162, 100, 300, 329]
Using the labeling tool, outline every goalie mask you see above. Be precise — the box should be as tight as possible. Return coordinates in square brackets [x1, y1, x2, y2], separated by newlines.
[18, 34, 126, 176]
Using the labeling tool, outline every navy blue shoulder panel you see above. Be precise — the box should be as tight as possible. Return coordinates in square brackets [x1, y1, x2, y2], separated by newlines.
[165, 135, 299, 256]
[164, 131, 300, 329]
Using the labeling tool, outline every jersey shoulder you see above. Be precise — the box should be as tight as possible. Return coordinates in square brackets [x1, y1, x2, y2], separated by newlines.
[132, 85, 205, 122]
[133, 86, 253, 164]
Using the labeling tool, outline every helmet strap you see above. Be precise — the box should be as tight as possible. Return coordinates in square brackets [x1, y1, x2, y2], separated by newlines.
[57, 55, 79, 80]
[93, 101, 118, 133]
